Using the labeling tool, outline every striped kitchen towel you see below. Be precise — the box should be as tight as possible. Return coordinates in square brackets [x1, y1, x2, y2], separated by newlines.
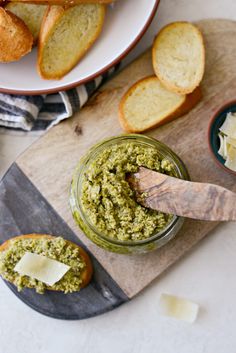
[0, 65, 119, 132]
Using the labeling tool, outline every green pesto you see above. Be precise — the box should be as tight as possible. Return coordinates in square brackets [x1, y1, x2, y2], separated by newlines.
[81, 142, 175, 242]
[0, 237, 86, 294]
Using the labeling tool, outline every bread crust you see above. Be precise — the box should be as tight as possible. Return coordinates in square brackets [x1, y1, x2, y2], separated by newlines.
[0, 234, 93, 291]
[152, 21, 205, 95]
[119, 75, 202, 133]
[11, 0, 113, 4]
[0, 8, 33, 62]
[38, 5, 64, 45]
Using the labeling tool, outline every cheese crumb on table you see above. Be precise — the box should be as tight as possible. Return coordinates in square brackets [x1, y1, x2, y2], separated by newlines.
[159, 293, 199, 323]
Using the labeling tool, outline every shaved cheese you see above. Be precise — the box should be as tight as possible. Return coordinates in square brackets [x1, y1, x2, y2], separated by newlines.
[225, 157, 236, 171]
[218, 133, 230, 159]
[218, 112, 236, 171]
[14, 252, 70, 286]
[224, 136, 229, 159]
[225, 145, 236, 171]
[218, 133, 225, 157]
[220, 112, 236, 139]
[228, 144, 236, 158]
[159, 293, 199, 323]
[226, 136, 236, 148]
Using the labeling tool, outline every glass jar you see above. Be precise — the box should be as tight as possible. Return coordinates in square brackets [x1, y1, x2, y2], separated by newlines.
[70, 134, 190, 254]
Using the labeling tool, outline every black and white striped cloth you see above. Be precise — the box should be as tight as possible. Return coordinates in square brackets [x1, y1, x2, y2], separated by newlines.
[0, 65, 119, 132]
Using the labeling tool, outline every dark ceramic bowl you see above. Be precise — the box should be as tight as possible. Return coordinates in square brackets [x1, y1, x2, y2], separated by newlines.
[208, 100, 236, 176]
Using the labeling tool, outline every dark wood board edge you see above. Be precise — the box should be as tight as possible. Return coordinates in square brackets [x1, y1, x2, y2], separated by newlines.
[0, 163, 128, 320]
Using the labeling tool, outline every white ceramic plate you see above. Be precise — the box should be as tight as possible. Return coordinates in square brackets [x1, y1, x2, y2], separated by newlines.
[0, 0, 159, 95]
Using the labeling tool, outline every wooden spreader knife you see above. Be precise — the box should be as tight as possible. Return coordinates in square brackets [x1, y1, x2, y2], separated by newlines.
[128, 167, 236, 221]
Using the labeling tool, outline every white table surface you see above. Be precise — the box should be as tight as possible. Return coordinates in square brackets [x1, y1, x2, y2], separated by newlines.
[1, 1, 236, 352]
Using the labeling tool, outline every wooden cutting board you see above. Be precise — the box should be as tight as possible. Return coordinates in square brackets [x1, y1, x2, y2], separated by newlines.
[1, 19, 236, 320]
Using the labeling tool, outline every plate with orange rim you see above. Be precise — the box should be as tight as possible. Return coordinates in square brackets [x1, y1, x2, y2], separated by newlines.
[0, 0, 160, 95]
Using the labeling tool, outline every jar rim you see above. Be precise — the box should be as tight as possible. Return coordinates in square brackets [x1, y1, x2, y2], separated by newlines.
[70, 134, 190, 246]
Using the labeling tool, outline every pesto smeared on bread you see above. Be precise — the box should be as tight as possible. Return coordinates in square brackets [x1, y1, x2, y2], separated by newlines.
[0, 235, 92, 294]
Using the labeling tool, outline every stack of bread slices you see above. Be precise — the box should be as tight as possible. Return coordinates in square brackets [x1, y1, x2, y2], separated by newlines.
[0, 0, 114, 79]
[119, 22, 205, 133]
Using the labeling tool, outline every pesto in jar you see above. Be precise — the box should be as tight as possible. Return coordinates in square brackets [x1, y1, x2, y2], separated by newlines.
[0, 237, 86, 294]
[81, 142, 175, 242]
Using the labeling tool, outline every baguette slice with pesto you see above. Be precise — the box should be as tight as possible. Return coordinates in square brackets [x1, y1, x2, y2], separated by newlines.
[0, 234, 93, 294]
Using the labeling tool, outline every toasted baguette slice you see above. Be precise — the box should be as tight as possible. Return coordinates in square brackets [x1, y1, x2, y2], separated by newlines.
[5, 3, 47, 42]
[152, 22, 205, 95]
[0, 234, 93, 292]
[119, 76, 202, 133]
[11, 0, 113, 4]
[38, 4, 105, 79]
[0, 8, 33, 62]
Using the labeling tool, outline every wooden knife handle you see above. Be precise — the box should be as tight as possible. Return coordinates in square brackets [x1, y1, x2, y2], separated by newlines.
[131, 167, 236, 221]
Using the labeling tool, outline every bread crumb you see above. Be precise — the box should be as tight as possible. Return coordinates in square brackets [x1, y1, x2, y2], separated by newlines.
[74, 125, 83, 136]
